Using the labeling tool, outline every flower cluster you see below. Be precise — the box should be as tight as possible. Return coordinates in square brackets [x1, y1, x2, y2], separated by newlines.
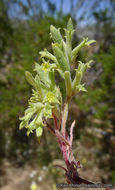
[19, 18, 96, 184]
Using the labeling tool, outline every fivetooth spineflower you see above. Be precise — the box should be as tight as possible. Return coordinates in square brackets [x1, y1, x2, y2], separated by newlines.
[45, 91, 60, 104]
[42, 60, 50, 73]
[19, 18, 97, 186]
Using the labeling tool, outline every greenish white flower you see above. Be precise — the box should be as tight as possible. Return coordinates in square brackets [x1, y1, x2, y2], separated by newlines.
[19, 18, 95, 139]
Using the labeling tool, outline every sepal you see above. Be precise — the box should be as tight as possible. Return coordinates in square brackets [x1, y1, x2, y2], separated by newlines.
[72, 38, 96, 62]
[52, 43, 70, 72]
[40, 49, 57, 63]
[64, 71, 72, 98]
[25, 71, 36, 88]
[36, 126, 43, 137]
[74, 84, 87, 94]
[72, 70, 82, 93]
[67, 18, 74, 31]
[50, 25, 62, 44]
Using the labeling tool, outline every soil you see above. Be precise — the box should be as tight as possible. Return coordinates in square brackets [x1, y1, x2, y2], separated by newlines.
[0, 158, 111, 190]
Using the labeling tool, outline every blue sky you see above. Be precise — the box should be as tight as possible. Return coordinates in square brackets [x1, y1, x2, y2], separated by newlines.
[21, 0, 73, 14]
[9, 0, 110, 26]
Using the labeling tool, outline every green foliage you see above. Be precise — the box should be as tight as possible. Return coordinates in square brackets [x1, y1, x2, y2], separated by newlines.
[97, 46, 115, 86]
[0, 1, 13, 58]
[112, 170, 115, 184]
[0, 15, 73, 158]
[76, 45, 115, 122]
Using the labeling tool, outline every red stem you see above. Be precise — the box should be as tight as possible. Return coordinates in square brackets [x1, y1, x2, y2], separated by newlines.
[52, 113, 58, 130]
[45, 121, 55, 135]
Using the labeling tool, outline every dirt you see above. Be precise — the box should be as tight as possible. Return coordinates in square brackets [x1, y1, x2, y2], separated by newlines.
[0, 160, 31, 190]
[0, 157, 111, 190]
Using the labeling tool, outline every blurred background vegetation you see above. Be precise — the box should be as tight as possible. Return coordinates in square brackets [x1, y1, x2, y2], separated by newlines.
[0, 0, 115, 189]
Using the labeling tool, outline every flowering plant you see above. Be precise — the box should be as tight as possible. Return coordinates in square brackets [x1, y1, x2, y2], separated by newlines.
[19, 18, 96, 184]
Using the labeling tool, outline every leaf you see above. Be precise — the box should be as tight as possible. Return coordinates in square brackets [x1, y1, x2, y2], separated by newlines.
[50, 25, 62, 44]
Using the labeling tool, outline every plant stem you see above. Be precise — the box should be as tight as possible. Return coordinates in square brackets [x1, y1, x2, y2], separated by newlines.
[61, 102, 69, 138]
[45, 121, 55, 135]
[52, 113, 59, 130]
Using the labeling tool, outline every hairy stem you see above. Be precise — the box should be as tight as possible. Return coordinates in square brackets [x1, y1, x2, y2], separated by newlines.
[45, 121, 55, 135]
[61, 102, 69, 138]
[52, 113, 59, 130]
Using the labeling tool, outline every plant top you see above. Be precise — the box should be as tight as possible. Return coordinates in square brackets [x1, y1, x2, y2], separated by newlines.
[19, 18, 96, 141]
